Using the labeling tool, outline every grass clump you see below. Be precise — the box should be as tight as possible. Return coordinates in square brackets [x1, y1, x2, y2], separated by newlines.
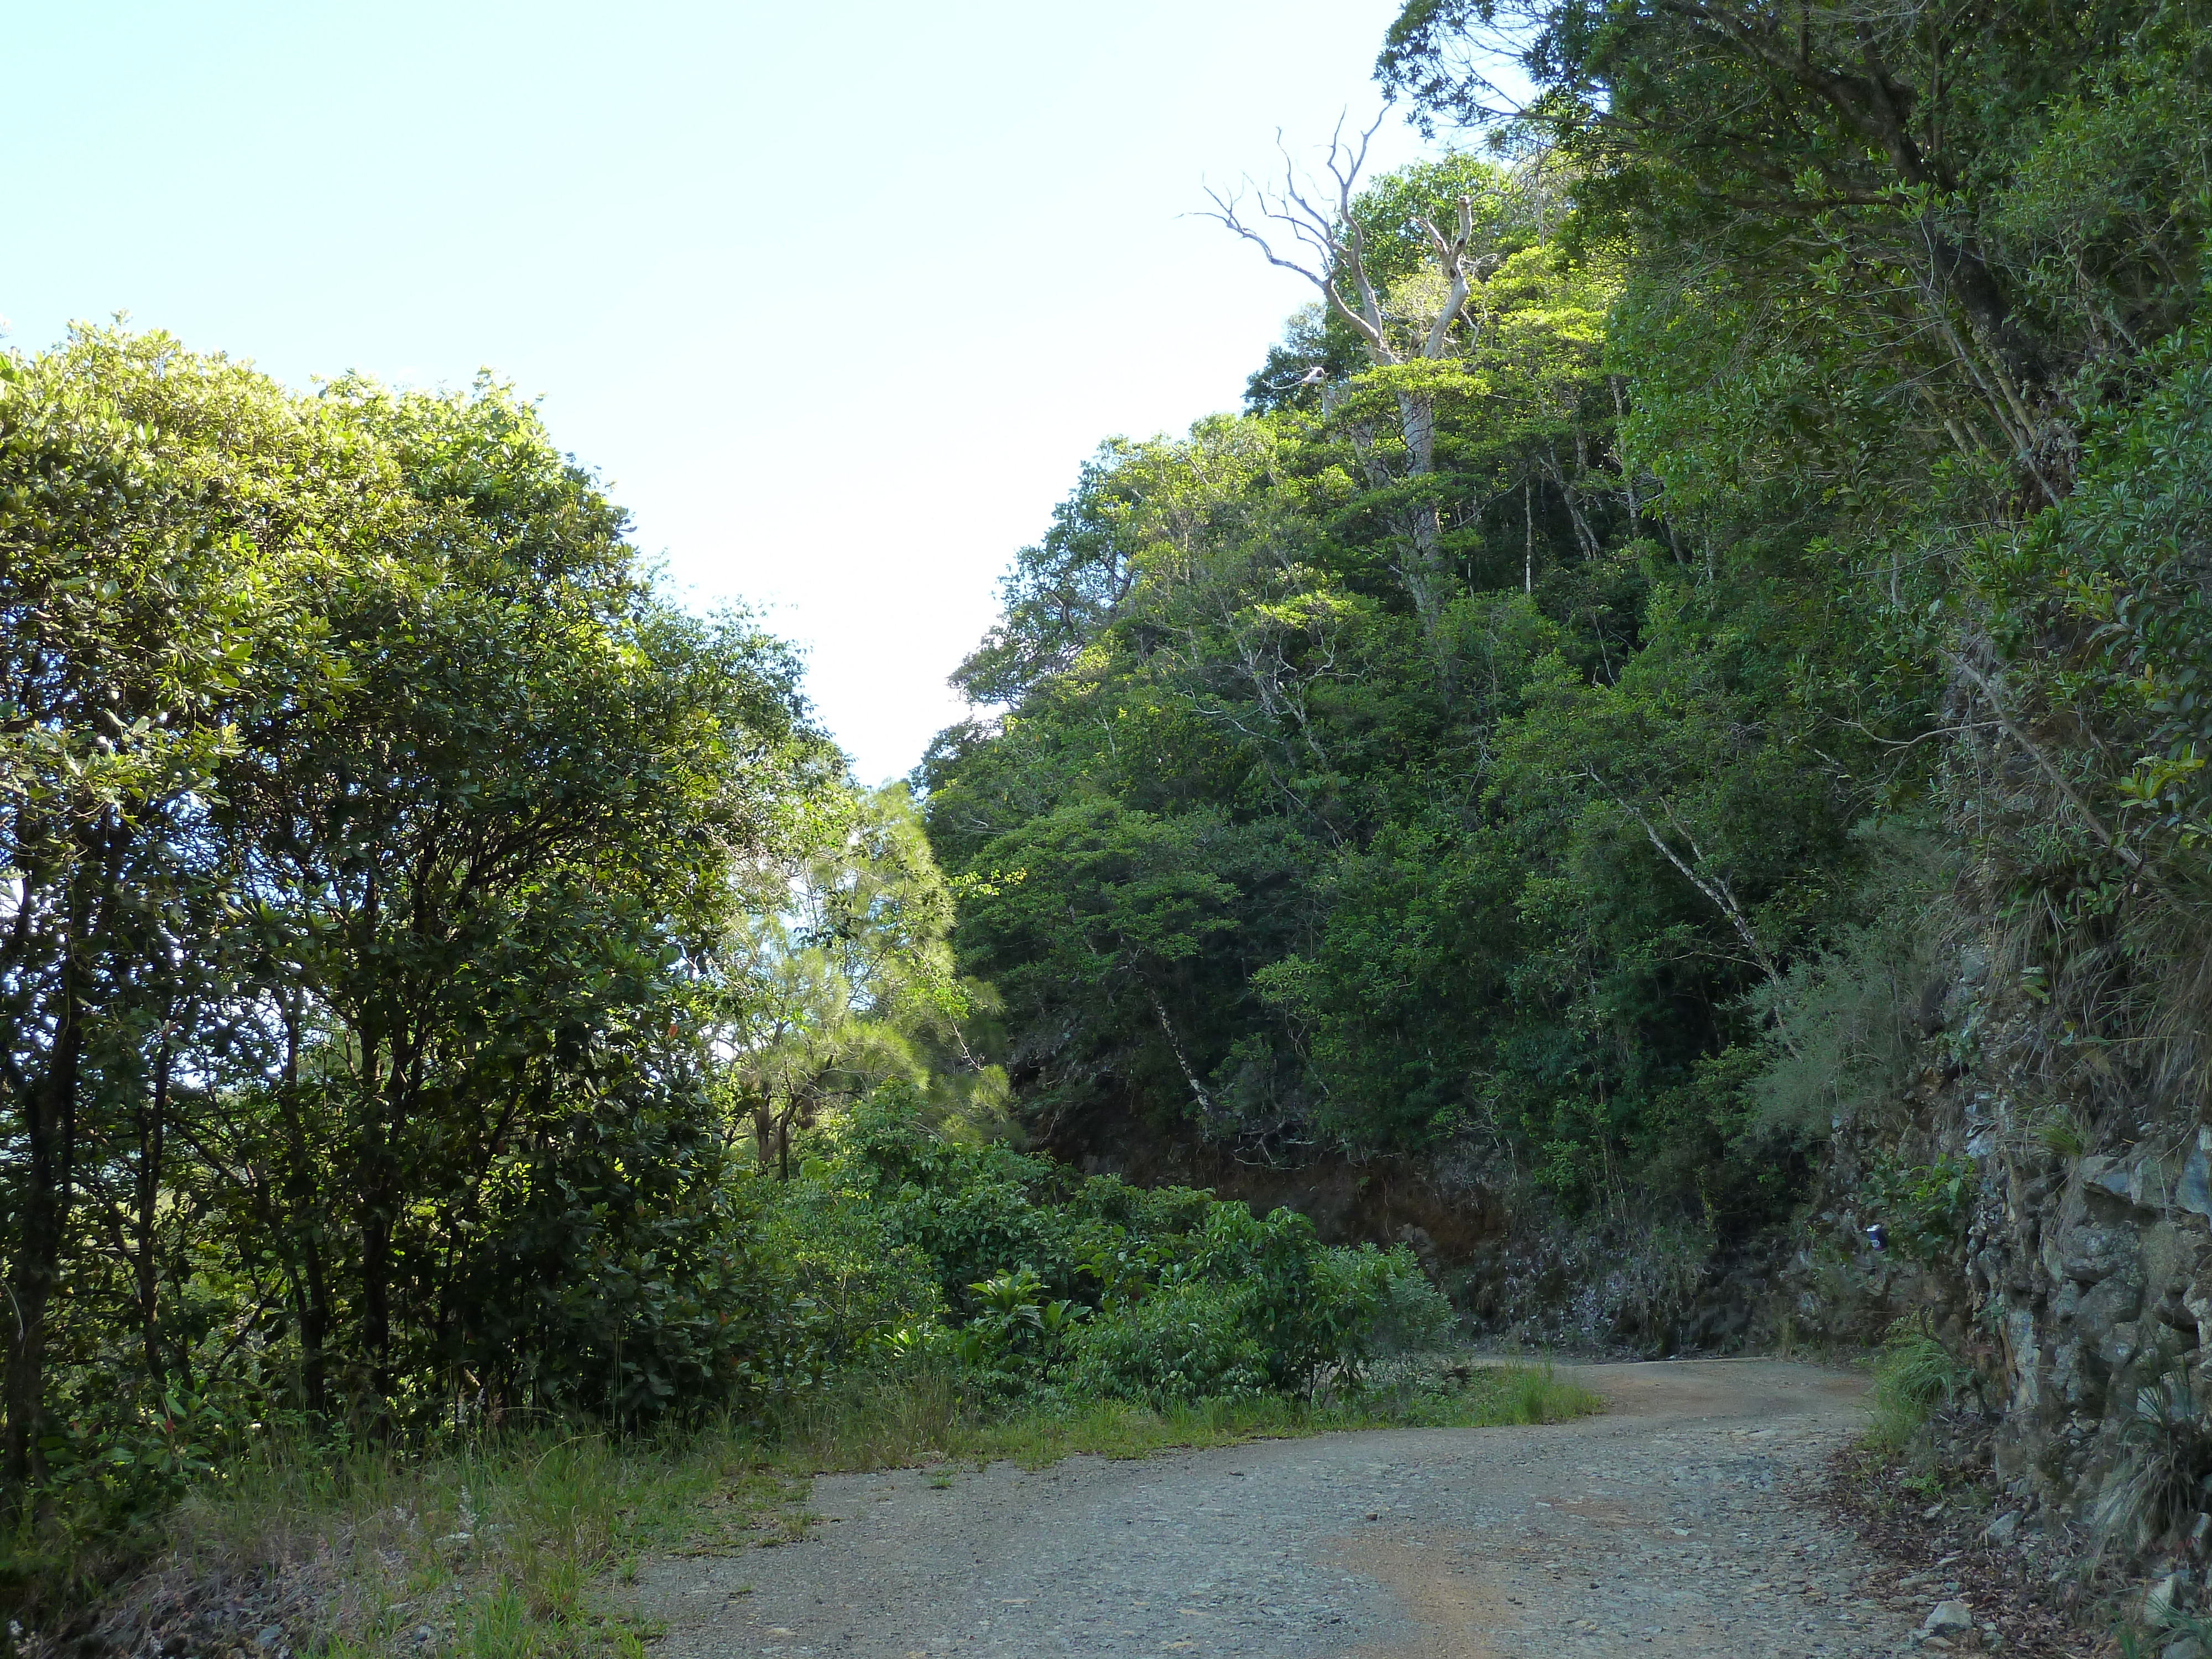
[1865, 1312, 1974, 1454]
[62, 1426, 799, 1659]
[771, 1357, 1600, 1473]
[2095, 1367, 2212, 1559]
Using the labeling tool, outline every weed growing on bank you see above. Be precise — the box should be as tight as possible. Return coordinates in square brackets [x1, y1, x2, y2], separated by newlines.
[1865, 1313, 1975, 1455]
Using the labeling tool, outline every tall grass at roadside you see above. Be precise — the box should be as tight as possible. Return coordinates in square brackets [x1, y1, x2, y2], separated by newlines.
[1863, 1313, 1973, 1455]
[53, 1361, 1598, 1659]
[85, 1425, 800, 1659]
[772, 1358, 1601, 1473]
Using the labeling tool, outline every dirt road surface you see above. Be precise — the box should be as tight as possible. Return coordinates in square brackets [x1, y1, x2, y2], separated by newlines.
[638, 1360, 1946, 1658]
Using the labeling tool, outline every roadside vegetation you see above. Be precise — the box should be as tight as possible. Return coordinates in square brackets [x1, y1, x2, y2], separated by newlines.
[27, 1139, 1592, 1659]
[74, 1356, 1592, 1659]
[13, 0, 2212, 1648]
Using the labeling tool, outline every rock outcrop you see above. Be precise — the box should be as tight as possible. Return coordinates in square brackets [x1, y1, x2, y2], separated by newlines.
[1770, 935, 2212, 1614]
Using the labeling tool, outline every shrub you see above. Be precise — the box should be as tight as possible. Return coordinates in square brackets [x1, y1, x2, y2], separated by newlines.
[1860, 1157, 1977, 1266]
[2095, 1367, 2212, 1557]
[1064, 1281, 1275, 1401]
[763, 1105, 1460, 1406]
[755, 1175, 946, 1361]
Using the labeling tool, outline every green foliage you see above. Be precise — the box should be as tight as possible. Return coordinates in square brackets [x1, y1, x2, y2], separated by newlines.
[925, 154, 1884, 1234]
[2038, 332, 2212, 860]
[1861, 1159, 1978, 1269]
[0, 327, 847, 1537]
[1063, 1282, 1274, 1401]
[1866, 1313, 1974, 1454]
[1743, 837, 1947, 1139]
[714, 782, 1004, 1179]
[1368, 0, 2212, 1215]
[761, 1104, 1455, 1405]
[930, 4, 2212, 1311]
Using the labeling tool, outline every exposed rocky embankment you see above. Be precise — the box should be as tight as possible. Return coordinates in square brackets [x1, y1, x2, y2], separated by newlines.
[1781, 940, 2212, 1640]
[1048, 1098, 1506, 1276]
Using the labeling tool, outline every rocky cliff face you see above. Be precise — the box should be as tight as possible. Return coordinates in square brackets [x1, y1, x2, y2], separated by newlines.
[1955, 1095, 2212, 1564]
[1977, 1133, 2212, 1508]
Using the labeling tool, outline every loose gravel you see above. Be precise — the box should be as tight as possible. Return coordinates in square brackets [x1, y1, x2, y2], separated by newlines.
[638, 1359, 1955, 1658]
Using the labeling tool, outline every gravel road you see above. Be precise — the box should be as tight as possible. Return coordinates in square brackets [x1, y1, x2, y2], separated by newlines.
[637, 1360, 1952, 1658]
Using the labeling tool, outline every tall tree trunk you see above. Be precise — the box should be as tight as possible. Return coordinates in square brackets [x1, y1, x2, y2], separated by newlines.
[4, 947, 82, 1496]
[1391, 389, 1455, 673]
[1525, 473, 1536, 594]
[356, 1020, 397, 1423]
[275, 1011, 332, 1417]
[352, 866, 399, 1426]
[359, 1138, 394, 1413]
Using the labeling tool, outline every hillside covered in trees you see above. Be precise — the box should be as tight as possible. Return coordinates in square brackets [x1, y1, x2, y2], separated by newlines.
[9, 0, 2212, 1647]
[928, 0, 2211, 1282]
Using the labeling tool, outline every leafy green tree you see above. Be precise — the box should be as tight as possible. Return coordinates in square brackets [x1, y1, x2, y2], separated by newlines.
[2, 329, 844, 1481]
[1379, 1, 2211, 461]
[1376, 0, 2212, 1119]
[206, 374, 828, 1419]
[1207, 136, 1550, 629]
[0, 330, 375, 1487]
[713, 782, 994, 1178]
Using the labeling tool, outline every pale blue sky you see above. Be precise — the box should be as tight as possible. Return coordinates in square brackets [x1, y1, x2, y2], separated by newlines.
[3, 1, 1443, 782]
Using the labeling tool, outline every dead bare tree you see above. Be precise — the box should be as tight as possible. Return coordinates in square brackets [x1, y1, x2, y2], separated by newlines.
[1202, 115, 1500, 630]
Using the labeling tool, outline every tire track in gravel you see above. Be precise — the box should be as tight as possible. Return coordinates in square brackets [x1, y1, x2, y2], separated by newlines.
[637, 1360, 1936, 1658]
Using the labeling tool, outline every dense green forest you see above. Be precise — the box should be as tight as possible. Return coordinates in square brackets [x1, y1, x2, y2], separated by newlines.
[8, 0, 2212, 1635]
[924, 0, 2212, 1290]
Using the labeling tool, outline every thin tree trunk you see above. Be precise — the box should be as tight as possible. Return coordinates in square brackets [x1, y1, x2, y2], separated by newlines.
[1587, 774, 1799, 1058]
[4, 947, 83, 1494]
[276, 1010, 332, 1417]
[357, 1031, 396, 1420]
[1525, 474, 1535, 594]
[1147, 987, 1215, 1117]
[1611, 378, 1642, 528]
[134, 1037, 173, 1394]
[352, 867, 399, 1423]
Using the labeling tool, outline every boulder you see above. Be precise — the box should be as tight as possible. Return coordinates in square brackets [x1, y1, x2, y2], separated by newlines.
[2059, 1225, 2141, 1286]
[2147, 1572, 2192, 1621]
[2080, 1272, 2147, 1333]
[1923, 1599, 1974, 1636]
[2180, 1147, 2212, 1222]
